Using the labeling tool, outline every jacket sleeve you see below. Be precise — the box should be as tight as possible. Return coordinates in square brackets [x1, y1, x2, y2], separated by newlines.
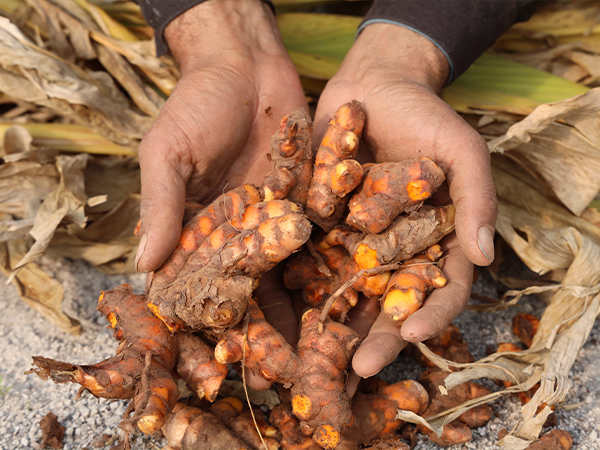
[136, 0, 275, 56]
[358, 1, 548, 83]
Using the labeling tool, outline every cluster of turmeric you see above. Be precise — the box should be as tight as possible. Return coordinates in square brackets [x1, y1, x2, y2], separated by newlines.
[29, 101, 460, 449]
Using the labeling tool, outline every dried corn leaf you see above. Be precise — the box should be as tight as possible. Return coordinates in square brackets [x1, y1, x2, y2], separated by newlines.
[90, 32, 178, 96]
[71, 0, 138, 41]
[489, 88, 600, 216]
[0, 238, 81, 335]
[94, 43, 162, 116]
[48, 194, 140, 267]
[0, 16, 151, 149]
[8, 153, 89, 282]
[0, 123, 135, 156]
[498, 43, 600, 87]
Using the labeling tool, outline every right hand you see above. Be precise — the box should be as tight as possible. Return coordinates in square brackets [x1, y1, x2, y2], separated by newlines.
[136, 0, 309, 274]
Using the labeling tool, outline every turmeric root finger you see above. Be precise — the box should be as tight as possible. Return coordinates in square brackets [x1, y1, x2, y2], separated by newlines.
[214, 299, 299, 386]
[230, 409, 280, 450]
[175, 332, 227, 402]
[270, 403, 322, 450]
[307, 100, 366, 231]
[526, 429, 573, 450]
[418, 368, 493, 446]
[291, 309, 361, 449]
[162, 404, 249, 450]
[29, 285, 180, 436]
[261, 107, 313, 206]
[346, 158, 446, 234]
[342, 380, 429, 447]
[149, 211, 312, 331]
[149, 184, 261, 291]
[183, 200, 304, 273]
[381, 247, 447, 326]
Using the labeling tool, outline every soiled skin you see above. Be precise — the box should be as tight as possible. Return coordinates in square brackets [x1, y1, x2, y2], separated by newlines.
[135, 0, 497, 382]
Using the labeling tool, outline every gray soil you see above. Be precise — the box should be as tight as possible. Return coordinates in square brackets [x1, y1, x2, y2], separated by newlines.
[0, 255, 598, 450]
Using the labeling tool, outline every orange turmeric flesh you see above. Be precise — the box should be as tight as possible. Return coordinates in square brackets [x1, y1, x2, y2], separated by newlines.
[307, 100, 366, 231]
[381, 247, 447, 326]
[346, 158, 446, 234]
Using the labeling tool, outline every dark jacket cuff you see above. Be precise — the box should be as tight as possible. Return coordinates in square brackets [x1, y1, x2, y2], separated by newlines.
[359, 0, 544, 84]
[137, 0, 275, 56]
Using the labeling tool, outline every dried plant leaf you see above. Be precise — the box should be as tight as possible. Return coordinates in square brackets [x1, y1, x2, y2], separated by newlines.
[0, 16, 152, 147]
[1, 239, 81, 335]
[48, 194, 140, 267]
[90, 32, 178, 96]
[94, 43, 162, 116]
[489, 88, 600, 216]
[0, 123, 136, 156]
[2, 124, 32, 154]
[8, 154, 89, 281]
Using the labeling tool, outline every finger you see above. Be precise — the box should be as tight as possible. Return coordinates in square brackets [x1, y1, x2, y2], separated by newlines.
[442, 121, 498, 267]
[254, 267, 298, 346]
[136, 130, 190, 273]
[345, 371, 362, 398]
[352, 312, 407, 378]
[234, 363, 273, 391]
[345, 294, 380, 338]
[400, 236, 473, 342]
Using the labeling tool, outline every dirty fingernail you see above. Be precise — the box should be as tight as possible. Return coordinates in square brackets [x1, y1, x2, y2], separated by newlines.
[135, 234, 148, 272]
[477, 227, 495, 264]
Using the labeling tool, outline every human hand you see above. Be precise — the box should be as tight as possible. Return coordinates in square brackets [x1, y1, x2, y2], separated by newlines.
[314, 24, 497, 379]
[135, 0, 308, 273]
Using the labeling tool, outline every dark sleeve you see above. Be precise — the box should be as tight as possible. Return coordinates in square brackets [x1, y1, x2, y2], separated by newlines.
[358, 0, 548, 83]
[137, 0, 275, 56]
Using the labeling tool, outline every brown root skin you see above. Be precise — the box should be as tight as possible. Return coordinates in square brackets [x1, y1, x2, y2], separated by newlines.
[148, 207, 311, 332]
[512, 313, 539, 348]
[162, 403, 249, 450]
[270, 403, 322, 450]
[29, 285, 181, 437]
[526, 429, 573, 450]
[229, 409, 280, 450]
[418, 368, 493, 446]
[283, 246, 361, 320]
[306, 100, 366, 232]
[381, 246, 447, 326]
[341, 380, 429, 448]
[149, 184, 261, 293]
[362, 436, 410, 450]
[175, 332, 227, 402]
[261, 107, 313, 206]
[291, 309, 361, 449]
[214, 299, 299, 386]
[346, 158, 446, 234]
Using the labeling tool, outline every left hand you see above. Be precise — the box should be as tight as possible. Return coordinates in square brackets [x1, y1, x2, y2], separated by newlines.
[314, 23, 497, 379]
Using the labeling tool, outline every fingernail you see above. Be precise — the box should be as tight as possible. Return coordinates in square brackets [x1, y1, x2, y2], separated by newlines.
[402, 334, 429, 343]
[478, 227, 495, 264]
[135, 234, 148, 272]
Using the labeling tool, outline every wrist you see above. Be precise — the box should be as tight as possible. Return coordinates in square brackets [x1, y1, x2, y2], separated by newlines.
[341, 23, 450, 94]
[164, 0, 285, 73]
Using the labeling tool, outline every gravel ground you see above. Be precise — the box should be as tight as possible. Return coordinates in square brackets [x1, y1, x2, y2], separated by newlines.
[0, 255, 599, 450]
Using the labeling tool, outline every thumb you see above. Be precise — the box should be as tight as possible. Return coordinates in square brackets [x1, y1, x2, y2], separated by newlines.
[445, 129, 498, 267]
[136, 142, 189, 273]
